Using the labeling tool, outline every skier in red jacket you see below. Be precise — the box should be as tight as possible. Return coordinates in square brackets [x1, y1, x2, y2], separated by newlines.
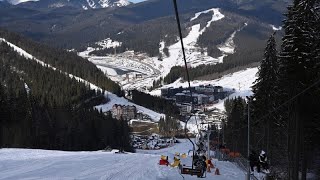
[159, 156, 169, 166]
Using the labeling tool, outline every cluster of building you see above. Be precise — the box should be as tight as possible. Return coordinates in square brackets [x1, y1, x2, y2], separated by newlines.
[111, 104, 137, 120]
[111, 104, 152, 121]
[161, 85, 231, 115]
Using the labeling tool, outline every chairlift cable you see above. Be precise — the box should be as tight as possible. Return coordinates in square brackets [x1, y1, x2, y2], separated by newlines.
[172, 0, 196, 170]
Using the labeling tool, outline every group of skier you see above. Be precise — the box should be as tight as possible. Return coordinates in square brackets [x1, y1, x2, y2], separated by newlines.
[249, 150, 270, 174]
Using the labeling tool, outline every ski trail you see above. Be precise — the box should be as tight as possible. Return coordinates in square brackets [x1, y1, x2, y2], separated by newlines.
[0, 140, 246, 179]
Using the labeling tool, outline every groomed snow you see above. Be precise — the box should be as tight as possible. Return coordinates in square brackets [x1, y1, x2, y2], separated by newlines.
[0, 140, 246, 180]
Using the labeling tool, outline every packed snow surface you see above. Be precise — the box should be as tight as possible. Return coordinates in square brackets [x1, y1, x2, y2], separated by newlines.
[0, 140, 246, 180]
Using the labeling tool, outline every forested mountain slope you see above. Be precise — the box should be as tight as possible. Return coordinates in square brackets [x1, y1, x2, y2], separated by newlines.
[0, 40, 131, 151]
[0, 29, 122, 95]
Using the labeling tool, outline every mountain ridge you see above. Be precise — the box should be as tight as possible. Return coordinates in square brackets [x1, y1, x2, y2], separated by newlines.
[1, 0, 131, 9]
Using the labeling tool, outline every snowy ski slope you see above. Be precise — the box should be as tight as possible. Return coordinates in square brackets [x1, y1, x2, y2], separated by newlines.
[0, 139, 246, 180]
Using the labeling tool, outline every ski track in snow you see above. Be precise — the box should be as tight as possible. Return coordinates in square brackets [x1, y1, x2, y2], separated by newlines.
[0, 38, 164, 121]
[0, 140, 246, 180]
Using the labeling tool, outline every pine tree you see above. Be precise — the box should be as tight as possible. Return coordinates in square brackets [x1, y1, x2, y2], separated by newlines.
[251, 33, 279, 166]
[224, 97, 246, 155]
[277, 0, 319, 179]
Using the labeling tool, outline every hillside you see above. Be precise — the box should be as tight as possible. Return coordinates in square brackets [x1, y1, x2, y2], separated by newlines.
[0, 0, 288, 50]
[1, 0, 131, 9]
[0, 29, 122, 95]
[0, 38, 133, 151]
[0, 0, 288, 86]
[0, 31, 166, 151]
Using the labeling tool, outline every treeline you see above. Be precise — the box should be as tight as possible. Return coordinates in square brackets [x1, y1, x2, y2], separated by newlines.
[0, 42, 132, 151]
[197, 11, 247, 57]
[0, 29, 123, 96]
[224, 1, 320, 178]
[89, 16, 188, 57]
[223, 97, 248, 157]
[131, 90, 180, 116]
[158, 115, 181, 136]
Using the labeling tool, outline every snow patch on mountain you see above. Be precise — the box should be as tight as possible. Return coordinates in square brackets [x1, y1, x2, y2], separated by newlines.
[191, 8, 218, 21]
[112, 0, 130, 7]
[87, 0, 96, 8]
[217, 22, 248, 63]
[1, 0, 39, 5]
[158, 41, 165, 58]
[78, 38, 122, 57]
[97, 38, 122, 49]
[270, 24, 282, 31]
[93, 0, 130, 9]
[1, 0, 130, 8]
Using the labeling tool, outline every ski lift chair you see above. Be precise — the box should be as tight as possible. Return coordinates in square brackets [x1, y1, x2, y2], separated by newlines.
[181, 155, 206, 178]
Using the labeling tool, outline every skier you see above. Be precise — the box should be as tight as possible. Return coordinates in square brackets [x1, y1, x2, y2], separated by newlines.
[206, 157, 214, 172]
[201, 155, 207, 173]
[258, 150, 269, 173]
[249, 150, 258, 174]
[171, 156, 181, 167]
[159, 155, 169, 166]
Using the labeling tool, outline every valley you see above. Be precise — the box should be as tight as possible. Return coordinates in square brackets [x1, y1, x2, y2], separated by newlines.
[1, 0, 319, 179]
[79, 8, 249, 93]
